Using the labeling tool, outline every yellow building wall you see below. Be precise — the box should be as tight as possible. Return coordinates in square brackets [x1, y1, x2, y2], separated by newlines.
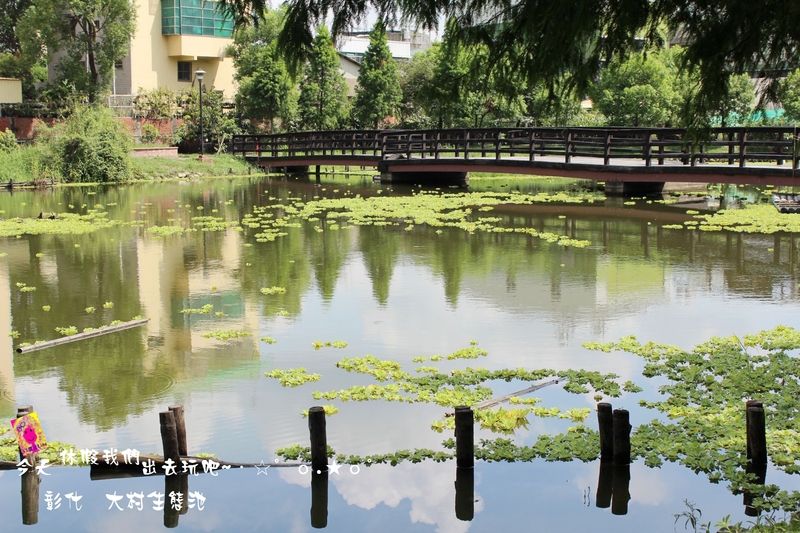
[0, 78, 22, 103]
[128, 0, 237, 97]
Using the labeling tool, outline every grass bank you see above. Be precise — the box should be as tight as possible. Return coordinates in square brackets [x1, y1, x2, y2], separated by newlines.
[131, 154, 261, 180]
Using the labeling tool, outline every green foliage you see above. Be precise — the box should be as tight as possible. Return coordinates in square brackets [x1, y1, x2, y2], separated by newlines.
[265, 367, 321, 387]
[140, 124, 160, 144]
[39, 105, 132, 183]
[301, 405, 339, 417]
[182, 304, 214, 314]
[0, 128, 17, 152]
[17, 0, 135, 102]
[260, 336, 277, 344]
[177, 87, 240, 153]
[352, 21, 401, 128]
[259, 286, 286, 295]
[781, 69, 800, 123]
[423, 21, 524, 128]
[592, 50, 679, 127]
[55, 325, 78, 336]
[201, 329, 250, 340]
[584, 326, 800, 512]
[297, 27, 349, 130]
[133, 87, 178, 120]
[397, 46, 438, 128]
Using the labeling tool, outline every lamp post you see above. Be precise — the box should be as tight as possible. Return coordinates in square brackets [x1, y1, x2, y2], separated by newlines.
[195, 68, 206, 157]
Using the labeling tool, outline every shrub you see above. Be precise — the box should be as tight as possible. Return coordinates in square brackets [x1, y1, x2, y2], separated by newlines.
[44, 105, 132, 183]
[140, 123, 160, 144]
[0, 129, 17, 152]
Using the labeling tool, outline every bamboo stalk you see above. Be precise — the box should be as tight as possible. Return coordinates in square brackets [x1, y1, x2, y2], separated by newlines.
[472, 378, 562, 410]
[16, 318, 149, 354]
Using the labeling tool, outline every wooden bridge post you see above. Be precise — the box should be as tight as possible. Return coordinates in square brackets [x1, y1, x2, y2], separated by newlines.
[529, 130, 536, 162]
[658, 132, 665, 165]
[603, 131, 611, 165]
[644, 130, 652, 167]
[495, 130, 502, 160]
[464, 130, 470, 161]
[739, 129, 747, 168]
[746, 402, 767, 466]
[435, 131, 441, 160]
[728, 131, 735, 165]
[565, 129, 573, 163]
[421, 132, 426, 159]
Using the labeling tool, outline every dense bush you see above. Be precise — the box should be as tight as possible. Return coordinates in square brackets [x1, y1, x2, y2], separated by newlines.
[0, 129, 18, 152]
[140, 123, 160, 144]
[40, 105, 133, 183]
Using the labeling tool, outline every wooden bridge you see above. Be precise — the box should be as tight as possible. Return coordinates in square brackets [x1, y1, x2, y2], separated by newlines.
[231, 127, 800, 190]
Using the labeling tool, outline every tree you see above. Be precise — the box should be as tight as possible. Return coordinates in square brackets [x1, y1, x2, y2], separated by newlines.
[424, 22, 523, 128]
[177, 87, 240, 153]
[245, 0, 800, 124]
[297, 26, 349, 130]
[591, 51, 679, 127]
[0, 0, 32, 53]
[713, 74, 755, 126]
[781, 69, 800, 123]
[397, 45, 438, 128]
[229, 8, 296, 132]
[17, 0, 136, 102]
[352, 21, 401, 128]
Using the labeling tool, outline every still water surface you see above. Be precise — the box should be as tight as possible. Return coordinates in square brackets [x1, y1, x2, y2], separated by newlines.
[0, 175, 798, 531]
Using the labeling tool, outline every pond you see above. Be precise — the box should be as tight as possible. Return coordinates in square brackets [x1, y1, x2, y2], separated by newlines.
[0, 174, 798, 532]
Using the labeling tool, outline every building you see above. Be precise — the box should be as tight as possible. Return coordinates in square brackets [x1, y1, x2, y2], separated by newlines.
[49, 0, 238, 99]
[336, 29, 432, 62]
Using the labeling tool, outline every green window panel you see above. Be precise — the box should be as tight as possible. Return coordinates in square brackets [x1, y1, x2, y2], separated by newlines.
[162, 0, 232, 37]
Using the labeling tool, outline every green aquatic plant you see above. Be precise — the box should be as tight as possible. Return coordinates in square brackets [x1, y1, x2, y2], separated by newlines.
[265, 368, 321, 387]
[201, 329, 250, 341]
[301, 405, 339, 417]
[312, 340, 348, 350]
[15, 282, 36, 292]
[55, 326, 78, 336]
[260, 286, 287, 295]
[181, 304, 213, 314]
[85, 307, 96, 313]
[260, 336, 277, 344]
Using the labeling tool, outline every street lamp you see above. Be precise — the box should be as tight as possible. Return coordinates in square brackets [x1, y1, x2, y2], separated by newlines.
[195, 68, 206, 157]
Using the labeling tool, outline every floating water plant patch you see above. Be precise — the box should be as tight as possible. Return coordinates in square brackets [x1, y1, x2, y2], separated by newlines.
[265, 368, 321, 387]
[201, 329, 250, 341]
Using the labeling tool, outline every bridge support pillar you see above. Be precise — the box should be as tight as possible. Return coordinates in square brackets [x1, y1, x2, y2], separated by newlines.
[268, 165, 309, 175]
[604, 181, 665, 197]
[378, 171, 469, 187]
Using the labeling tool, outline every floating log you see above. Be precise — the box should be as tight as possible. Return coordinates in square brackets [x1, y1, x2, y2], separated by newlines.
[455, 406, 474, 468]
[308, 406, 328, 473]
[455, 467, 475, 521]
[160, 411, 181, 467]
[612, 409, 631, 466]
[746, 404, 767, 466]
[310, 471, 328, 529]
[169, 406, 188, 456]
[16, 318, 149, 353]
[472, 378, 562, 410]
[597, 402, 614, 462]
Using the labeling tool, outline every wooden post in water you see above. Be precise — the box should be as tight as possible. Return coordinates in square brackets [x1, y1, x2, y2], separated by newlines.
[310, 471, 328, 528]
[746, 403, 767, 466]
[308, 406, 328, 473]
[597, 403, 614, 462]
[745, 400, 762, 460]
[159, 411, 181, 467]
[612, 409, 631, 466]
[455, 467, 474, 521]
[17, 406, 38, 525]
[611, 464, 631, 515]
[169, 406, 188, 456]
[455, 406, 474, 468]
[595, 461, 613, 508]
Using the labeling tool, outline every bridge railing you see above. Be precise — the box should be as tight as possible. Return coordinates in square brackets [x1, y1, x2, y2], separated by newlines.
[231, 130, 382, 159]
[233, 127, 800, 170]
